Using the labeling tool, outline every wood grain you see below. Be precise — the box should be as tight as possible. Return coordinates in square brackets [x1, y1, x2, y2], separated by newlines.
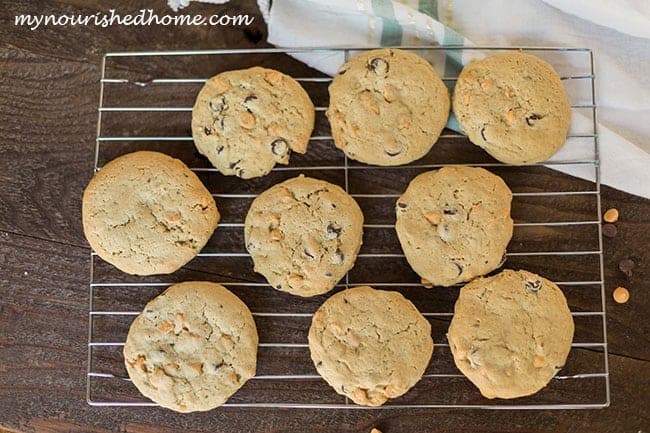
[0, 0, 648, 432]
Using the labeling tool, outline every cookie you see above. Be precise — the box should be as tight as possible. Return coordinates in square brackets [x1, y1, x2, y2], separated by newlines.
[327, 48, 450, 166]
[192, 67, 315, 179]
[448, 269, 574, 399]
[82, 151, 219, 275]
[395, 166, 513, 287]
[123, 281, 258, 412]
[452, 52, 571, 164]
[244, 175, 363, 297]
[308, 286, 433, 406]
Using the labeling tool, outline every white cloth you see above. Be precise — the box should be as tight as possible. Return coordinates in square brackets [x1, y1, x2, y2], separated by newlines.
[167, 0, 229, 12]
[258, 0, 650, 198]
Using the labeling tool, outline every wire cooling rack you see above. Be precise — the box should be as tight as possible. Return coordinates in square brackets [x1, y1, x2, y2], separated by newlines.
[87, 47, 609, 410]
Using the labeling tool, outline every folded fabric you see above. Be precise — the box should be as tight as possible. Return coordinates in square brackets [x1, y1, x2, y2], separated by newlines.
[167, 0, 229, 12]
[257, 0, 650, 199]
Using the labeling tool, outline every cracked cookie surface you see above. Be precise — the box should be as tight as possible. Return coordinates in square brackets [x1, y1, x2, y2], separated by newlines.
[192, 67, 315, 179]
[244, 175, 363, 297]
[308, 286, 433, 406]
[452, 52, 571, 164]
[395, 166, 513, 287]
[327, 48, 450, 166]
[447, 269, 574, 399]
[123, 281, 258, 412]
[82, 151, 219, 275]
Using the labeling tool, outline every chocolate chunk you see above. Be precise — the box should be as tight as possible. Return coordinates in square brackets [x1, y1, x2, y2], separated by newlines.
[452, 261, 463, 276]
[229, 159, 241, 169]
[209, 97, 226, 115]
[275, 284, 282, 290]
[333, 248, 345, 264]
[204, 126, 212, 136]
[385, 149, 401, 157]
[397, 202, 408, 209]
[326, 224, 342, 239]
[324, 272, 333, 278]
[525, 280, 542, 292]
[243, 94, 258, 113]
[480, 127, 487, 141]
[212, 362, 224, 372]
[368, 58, 389, 74]
[216, 145, 224, 154]
[303, 249, 315, 259]
[602, 223, 617, 238]
[525, 113, 543, 126]
[316, 360, 323, 367]
[343, 298, 349, 304]
[619, 258, 635, 277]
[443, 209, 458, 215]
[271, 138, 288, 156]
[220, 117, 225, 129]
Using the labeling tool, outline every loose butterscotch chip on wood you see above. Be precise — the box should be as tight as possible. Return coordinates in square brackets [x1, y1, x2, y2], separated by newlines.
[613, 287, 630, 304]
[603, 208, 619, 223]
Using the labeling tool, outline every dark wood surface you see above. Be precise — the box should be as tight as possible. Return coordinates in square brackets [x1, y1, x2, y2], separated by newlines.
[1, 1, 648, 432]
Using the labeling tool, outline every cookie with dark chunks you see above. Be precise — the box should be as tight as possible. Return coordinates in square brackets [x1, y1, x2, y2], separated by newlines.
[192, 67, 315, 179]
[327, 48, 450, 165]
[82, 151, 219, 275]
[123, 282, 258, 412]
[453, 52, 571, 164]
[309, 286, 433, 406]
[395, 166, 513, 287]
[244, 175, 363, 297]
[448, 269, 574, 399]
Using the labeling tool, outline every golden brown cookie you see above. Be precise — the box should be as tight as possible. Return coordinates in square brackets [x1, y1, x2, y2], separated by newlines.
[327, 48, 450, 165]
[192, 67, 315, 179]
[244, 175, 363, 297]
[448, 269, 574, 399]
[124, 282, 258, 412]
[82, 151, 219, 275]
[309, 286, 433, 406]
[395, 166, 513, 287]
[453, 52, 571, 164]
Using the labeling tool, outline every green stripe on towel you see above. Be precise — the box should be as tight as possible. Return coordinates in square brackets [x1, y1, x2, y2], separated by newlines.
[371, 0, 403, 46]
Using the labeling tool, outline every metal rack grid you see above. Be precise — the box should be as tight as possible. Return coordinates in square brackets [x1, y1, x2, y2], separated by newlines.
[87, 46, 609, 409]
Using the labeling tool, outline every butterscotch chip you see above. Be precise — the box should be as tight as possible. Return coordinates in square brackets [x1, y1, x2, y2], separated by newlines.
[448, 270, 574, 399]
[613, 286, 629, 303]
[244, 175, 364, 297]
[327, 48, 450, 165]
[192, 67, 315, 179]
[396, 167, 513, 286]
[603, 208, 619, 223]
[82, 151, 219, 276]
[309, 286, 433, 406]
[123, 282, 258, 412]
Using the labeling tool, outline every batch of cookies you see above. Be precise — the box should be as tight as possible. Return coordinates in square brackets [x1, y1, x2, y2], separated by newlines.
[83, 48, 575, 412]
